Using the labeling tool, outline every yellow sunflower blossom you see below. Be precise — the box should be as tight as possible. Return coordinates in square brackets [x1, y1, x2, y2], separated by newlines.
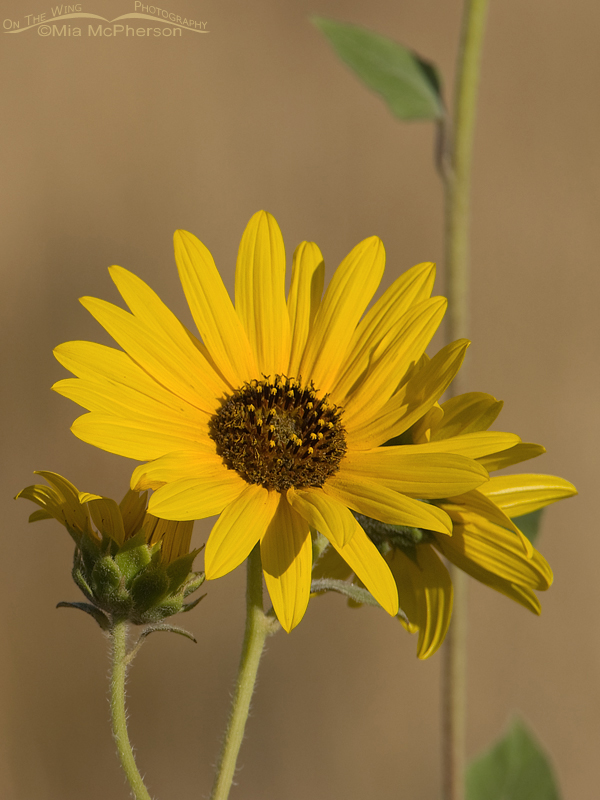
[17, 471, 204, 626]
[315, 391, 576, 658]
[52, 211, 522, 632]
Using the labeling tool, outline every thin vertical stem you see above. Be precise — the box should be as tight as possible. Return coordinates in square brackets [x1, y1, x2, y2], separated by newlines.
[110, 620, 153, 800]
[441, 2, 490, 800]
[210, 545, 274, 800]
[445, 0, 490, 351]
[441, 568, 468, 800]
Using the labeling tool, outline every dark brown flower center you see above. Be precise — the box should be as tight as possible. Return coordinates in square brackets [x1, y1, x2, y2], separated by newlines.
[209, 376, 347, 491]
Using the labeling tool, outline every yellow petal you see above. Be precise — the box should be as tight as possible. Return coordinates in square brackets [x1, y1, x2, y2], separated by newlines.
[173, 229, 258, 385]
[328, 520, 399, 616]
[287, 486, 357, 547]
[431, 540, 542, 615]
[53, 378, 211, 445]
[299, 236, 385, 393]
[131, 446, 237, 491]
[80, 296, 224, 414]
[111, 267, 224, 386]
[71, 413, 206, 461]
[346, 339, 469, 449]
[17, 471, 92, 535]
[17, 484, 64, 522]
[109, 264, 232, 389]
[410, 402, 444, 443]
[479, 474, 578, 517]
[79, 493, 126, 545]
[341, 449, 489, 498]
[142, 515, 194, 563]
[205, 485, 280, 579]
[440, 488, 533, 556]
[323, 474, 453, 534]
[478, 442, 546, 472]
[37, 472, 92, 531]
[261, 498, 312, 632]
[287, 241, 325, 375]
[336, 261, 436, 385]
[435, 523, 552, 590]
[386, 431, 520, 460]
[53, 341, 201, 414]
[387, 546, 453, 659]
[119, 489, 149, 539]
[340, 297, 447, 418]
[235, 211, 290, 375]
[434, 392, 504, 437]
[502, 584, 542, 614]
[148, 469, 246, 521]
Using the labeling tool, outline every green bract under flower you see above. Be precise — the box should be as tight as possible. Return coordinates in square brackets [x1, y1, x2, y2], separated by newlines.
[17, 472, 205, 627]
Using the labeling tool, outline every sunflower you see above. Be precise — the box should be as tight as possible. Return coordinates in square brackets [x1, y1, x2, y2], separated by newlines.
[17, 471, 204, 626]
[53, 211, 524, 632]
[315, 391, 577, 657]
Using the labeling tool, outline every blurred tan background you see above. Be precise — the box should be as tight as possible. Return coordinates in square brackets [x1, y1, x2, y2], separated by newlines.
[1, 0, 598, 797]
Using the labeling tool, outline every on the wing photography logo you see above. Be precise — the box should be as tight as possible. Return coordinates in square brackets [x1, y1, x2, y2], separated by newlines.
[3, 2, 209, 37]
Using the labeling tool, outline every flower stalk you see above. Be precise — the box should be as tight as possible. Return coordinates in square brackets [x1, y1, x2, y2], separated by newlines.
[444, 0, 490, 353]
[110, 619, 153, 800]
[441, 2, 490, 800]
[210, 545, 278, 800]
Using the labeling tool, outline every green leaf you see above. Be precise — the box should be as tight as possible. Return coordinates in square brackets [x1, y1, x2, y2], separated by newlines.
[124, 623, 197, 665]
[137, 623, 197, 645]
[313, 16, 444, 121]
[467, 718, 561, 800]
[513, 509, 544, 544]
[56, 601, 111, 631]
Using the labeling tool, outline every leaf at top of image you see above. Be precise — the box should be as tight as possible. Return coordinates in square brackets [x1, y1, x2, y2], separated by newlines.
[312, 16, 444, 121]
[467, 718, 561, 800]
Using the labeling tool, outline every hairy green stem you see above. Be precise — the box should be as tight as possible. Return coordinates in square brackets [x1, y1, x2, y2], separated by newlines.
[442, 2, 490, 800]
[210, 546, 275, 800]
[110, 620, 153, 800]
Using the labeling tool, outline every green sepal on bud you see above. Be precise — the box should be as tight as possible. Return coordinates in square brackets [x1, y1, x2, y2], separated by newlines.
[70, 538, 205, 627]
[114, 530, 155, 581]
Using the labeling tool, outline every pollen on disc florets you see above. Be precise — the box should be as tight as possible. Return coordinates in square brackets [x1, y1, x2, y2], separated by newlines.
[209, 376, 347, 491]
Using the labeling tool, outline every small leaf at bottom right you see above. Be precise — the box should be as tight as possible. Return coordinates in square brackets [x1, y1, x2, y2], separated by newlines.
[466, 718, 561, 800]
